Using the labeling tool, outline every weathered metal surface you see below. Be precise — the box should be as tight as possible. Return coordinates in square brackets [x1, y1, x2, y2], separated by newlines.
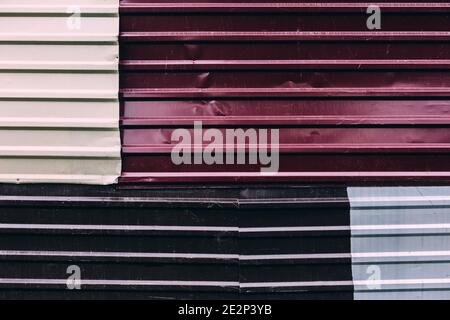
[119, 1, 450, 184]
[0, 0, 121, 184]
[0, 185, 352, 299]
[1, 184, 449, 299]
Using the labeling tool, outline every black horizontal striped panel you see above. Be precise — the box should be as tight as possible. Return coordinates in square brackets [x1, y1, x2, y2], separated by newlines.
[0, 185, 352, 299]
[0, 290, 239, 300]
[0, 261, 238, 284]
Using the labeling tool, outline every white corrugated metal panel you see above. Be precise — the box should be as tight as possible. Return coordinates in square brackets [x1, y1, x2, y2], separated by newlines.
[349, 187, 450, 300]
[0, 0, 120, 184]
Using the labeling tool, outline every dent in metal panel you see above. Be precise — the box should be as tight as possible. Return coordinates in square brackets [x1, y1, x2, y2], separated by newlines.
[349, 187, 450, 300]
[119, 1, 450, 184]
[0, 0, 120, 184]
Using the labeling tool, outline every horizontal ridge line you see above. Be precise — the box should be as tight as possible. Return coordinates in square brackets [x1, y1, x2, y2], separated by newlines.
[121, 116, 450, 126]
[122, 144, 450, 154]
[1, 223, 450, 233]
[120, 88, 450, 98]
[120, 59, 450, 70]
[0, 250, 449, 261]
[119, 172, 450, 184]
[120, 31, 450, 42]
[120, 2, 450, 13]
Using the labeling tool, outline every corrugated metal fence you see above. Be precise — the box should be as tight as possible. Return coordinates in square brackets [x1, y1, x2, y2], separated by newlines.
[0, 1, 449, 300]
[349, 187, 450, 299]
[1, 185, 449, 299]
[0, 0, 121, 184]
[120, 0, 450, 185]
[0, 185, 353, 299]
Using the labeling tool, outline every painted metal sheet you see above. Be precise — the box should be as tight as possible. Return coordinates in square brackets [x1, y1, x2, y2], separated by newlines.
[1, 184, 449, 299]
[349, 187, 450, 300]
[0, 185, 352, 299]
[0, 0, 121, 184]
[119, 1, 450, 185]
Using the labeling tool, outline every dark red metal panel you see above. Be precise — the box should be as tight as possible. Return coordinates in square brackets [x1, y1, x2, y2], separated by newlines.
[119, 1, 450, 185]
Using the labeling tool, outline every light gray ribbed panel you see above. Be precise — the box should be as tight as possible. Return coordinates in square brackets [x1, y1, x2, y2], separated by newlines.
[0, 0, 121, 184]
[349, 187, 450, 300]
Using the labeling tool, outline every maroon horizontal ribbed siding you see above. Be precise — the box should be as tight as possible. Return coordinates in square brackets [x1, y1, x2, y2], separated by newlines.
[119, 1, 450, 184]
